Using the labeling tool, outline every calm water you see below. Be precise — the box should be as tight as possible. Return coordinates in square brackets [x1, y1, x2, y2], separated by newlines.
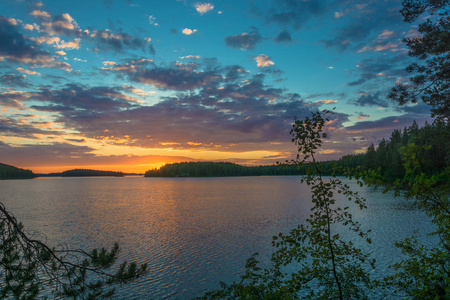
[0, 176, 435, 299]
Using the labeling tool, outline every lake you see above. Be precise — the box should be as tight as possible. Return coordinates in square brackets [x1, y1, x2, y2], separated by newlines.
[0, 176, 435, 299]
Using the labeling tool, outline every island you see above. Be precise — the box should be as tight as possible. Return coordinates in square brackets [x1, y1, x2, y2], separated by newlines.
[61, 169, 124, 177]
[0, 163, 35, 180]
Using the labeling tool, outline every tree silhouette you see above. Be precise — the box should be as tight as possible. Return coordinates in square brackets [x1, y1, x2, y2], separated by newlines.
[0, 202, 147, 299]
[389, 0, 450, 118]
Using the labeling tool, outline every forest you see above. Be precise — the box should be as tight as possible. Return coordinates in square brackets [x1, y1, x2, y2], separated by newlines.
[60, 169, 124, 177]
[145, 119, 449, 183]
[337, 118, 449, 182]
[145, 161, 305, 177]
[0, 163, 35, 180]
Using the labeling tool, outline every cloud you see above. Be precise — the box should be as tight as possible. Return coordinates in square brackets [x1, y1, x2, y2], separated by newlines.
[0, 142, 196, 172]
[352, 91, 389, 107]
[356, 112, 370, 120]
[112, 62, 221, 90]
[182, 28, 197, 35]
[0, 91, 29, 109]
[347, 54, 409, 87]
[148, 15, 158, 26]
[0, 16, 55, 66]
[121, 86, 154, 97]
[358, 43, 400, 53]
[102, 61, 116, 66]
[315, 99, 338, 105]
[180, 55, 201, 60]
[378, 30, 395, 39]
[149, 43, 156, 56]
[28, 84, 140, 114]
[320, 1, 405, 52]
[254, 54, 274, 68]
[29, 9, 149, 54]
[347, 76, 375, 86]
[275, 30, 292, 43]
[31, 11, 83, 38]
[31, 36, 81, 49]
[88, 29, 149, 53]
[16, 68, 41, 75]
[58, 38, 81, 49]
[31, 10, 51, 19]
[22, 59, 322, 152]
[195, 3, 214, 14]
[224, 28, 262, 50]
[0, 74, 29, 88]
[0, 142, 96, 167]
[334, 11, 344, 18]
[59, 91, 311, 150]
[346, 115, 431, 140]
[0, 115, 59, 139]
[257, 0, 329, 30]
[23, 23, 36, 31]
[394, 102, 432, 116]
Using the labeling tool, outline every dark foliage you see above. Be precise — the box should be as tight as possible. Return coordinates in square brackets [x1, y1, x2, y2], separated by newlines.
[0, 202, 147, 299]
[363, 122, 450, 298]
[198, 111, 377, 299]
[389, 0, 450, 118]
[145, 161, 351, 178]
[0, 163, 35, 180]
[61, 169, 124, 177]
[360, 119, 449, 182]
[145, 162, 306, 177]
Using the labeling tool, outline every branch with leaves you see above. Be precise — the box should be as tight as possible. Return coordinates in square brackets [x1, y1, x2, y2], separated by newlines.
[199, 110, 378, 299]
[0, 202, 147, 299]
[364, 137, 450, 299]
[389, 0, 450, 118]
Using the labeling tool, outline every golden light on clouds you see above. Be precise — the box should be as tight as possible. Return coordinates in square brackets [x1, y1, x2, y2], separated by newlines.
[254, 54, 274, 68]
[195, 3, 214, 14]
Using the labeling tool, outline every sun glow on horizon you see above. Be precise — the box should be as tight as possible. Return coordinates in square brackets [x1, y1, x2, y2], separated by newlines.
[12, 145, 295, 174]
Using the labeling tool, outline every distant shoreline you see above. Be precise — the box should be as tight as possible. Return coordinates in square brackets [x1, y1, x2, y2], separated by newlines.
[36, 173, 144, 177]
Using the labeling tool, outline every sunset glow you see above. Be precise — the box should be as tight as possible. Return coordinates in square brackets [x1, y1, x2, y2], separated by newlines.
[0, 0, 432, 173]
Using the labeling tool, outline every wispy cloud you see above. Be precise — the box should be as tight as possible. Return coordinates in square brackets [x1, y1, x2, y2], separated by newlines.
[148, 15, 158, 26]
[16, 68, 41, 76]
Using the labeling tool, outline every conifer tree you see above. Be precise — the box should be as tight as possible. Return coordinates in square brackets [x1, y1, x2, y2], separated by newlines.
[389, 0, 450, 118]
[0, 203, 147, 299]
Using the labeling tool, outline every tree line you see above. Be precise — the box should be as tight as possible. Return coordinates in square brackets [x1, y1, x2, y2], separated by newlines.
[145, 161, 307, 177]
[146, 118, 448, 183]
[0, 163, 35, 180]
[337, 118, 449, 182]
[61, 169, 124, 177]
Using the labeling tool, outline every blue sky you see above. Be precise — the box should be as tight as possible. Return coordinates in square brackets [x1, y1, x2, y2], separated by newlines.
[0, 0, 433, 173]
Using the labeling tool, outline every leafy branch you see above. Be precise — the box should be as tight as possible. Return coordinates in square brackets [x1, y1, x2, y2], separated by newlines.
[0, 202, 147, 299]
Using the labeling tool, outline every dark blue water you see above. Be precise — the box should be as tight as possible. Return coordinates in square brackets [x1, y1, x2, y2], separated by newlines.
[0, 176, 435, 299]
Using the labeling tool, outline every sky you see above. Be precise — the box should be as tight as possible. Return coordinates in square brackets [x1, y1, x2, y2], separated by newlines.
[0, 0, 433, 174]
